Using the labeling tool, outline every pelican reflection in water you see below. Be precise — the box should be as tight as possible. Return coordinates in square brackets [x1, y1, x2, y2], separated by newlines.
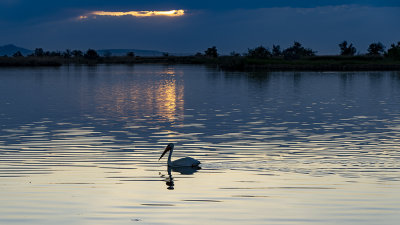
[159, 143, 200, 167]
[161, 165, 201, 190]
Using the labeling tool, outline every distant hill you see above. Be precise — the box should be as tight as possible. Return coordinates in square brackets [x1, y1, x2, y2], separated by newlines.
[0, 44, 33, 56]
[0, 45, 190, 57]
[96, 49, 192, 57]
[97, 49, 167, 57]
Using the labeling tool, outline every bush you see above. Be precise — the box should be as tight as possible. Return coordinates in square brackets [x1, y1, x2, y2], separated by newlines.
[386, 42, 400, 60]
[367, 42, 385, 56]
[272, 45, 282, 57]
[247, 46, 272, 59]
[34, 48, 44, 57]
[205, 46, 218, 58]
[84, 49, 99, 59]
[230, 51, 240, 57]
[339, 41, 356, 56]
[72, 50, 83, 58]
[13, 51, 23, 57]
[63, 49, 72, 58]
[282, 42, 315, 60]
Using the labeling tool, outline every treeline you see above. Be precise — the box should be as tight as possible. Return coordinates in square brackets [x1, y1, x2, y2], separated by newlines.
[10, 48, 136, 60]
[1, 41, 400, 70]
[202, 41, 400, 71]
[6, 40, 400, 60]
[197, 41, 400, 59]
[0, 48, 138, 66]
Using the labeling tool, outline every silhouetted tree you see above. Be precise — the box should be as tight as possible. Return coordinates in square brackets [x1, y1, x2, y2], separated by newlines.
[34, 48, 44, 57]
[43, 51, 52, 57]
[195, 52, 203, 57]
[247, 46, 272, 58]
[367, 42, 385, 56]
[49, 51, 61, 57]
[163, 52, 169, 57]
[84, 49, 99, 59]
[272, 45, 282, 57]
[282, 42, 315, 60]
[63, 49, 72, 58]
[126, 52, 135, 57]
[72, 50, 83, 58]
[386, 42, 400, 60]
[205, 46, 218, 58]
[13, 51, 23, 57]
[339, 41, 356, 56]
[230, 51, 240, 57]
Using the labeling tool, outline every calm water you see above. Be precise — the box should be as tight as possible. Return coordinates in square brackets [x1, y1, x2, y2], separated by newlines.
[1, 65, 400, 225]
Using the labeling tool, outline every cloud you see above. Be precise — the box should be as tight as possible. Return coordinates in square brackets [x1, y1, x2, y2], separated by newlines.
[79, 9, 185, 20]
[1, 0, 400, 23]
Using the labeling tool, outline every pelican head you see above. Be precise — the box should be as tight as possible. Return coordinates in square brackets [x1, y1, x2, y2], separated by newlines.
[159, 143, 174, 160]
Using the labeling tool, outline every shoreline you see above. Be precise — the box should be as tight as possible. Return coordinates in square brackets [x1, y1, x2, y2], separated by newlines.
[1, 55, 400, 72]
[219, 63, 400, 71]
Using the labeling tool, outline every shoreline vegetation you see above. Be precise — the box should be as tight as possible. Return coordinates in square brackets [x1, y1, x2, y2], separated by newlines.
[1, 41, 400, 71]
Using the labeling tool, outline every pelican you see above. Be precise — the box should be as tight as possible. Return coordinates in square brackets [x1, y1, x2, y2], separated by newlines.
[159, 143, 200, 167]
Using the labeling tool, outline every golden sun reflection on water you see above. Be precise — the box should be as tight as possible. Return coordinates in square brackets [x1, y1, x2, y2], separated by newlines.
[88, 67, 184, 122]
[156, 79, 184, 122]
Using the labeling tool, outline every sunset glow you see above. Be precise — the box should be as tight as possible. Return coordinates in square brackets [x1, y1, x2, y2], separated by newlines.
[80, 10, 185, 19]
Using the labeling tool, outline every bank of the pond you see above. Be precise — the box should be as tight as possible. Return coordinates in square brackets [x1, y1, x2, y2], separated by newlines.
[1, 55, 400, 71]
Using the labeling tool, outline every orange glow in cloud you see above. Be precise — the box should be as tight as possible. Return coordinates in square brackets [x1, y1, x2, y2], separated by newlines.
[80, 10, 185, 19]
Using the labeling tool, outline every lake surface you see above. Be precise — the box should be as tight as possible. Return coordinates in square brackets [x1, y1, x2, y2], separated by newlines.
[1, 65, 400, 225]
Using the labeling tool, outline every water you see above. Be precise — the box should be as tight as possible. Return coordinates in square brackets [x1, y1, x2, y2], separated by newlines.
[0, 65, 400, 224]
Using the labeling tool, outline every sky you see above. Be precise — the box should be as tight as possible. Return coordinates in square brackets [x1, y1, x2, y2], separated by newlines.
[0, 0, 399, 54]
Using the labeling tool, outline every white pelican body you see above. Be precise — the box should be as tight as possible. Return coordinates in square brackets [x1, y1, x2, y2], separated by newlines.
[159, 143, 200, 167]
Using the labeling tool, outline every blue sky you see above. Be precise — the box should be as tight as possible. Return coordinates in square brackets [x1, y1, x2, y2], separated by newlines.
[0, 0, 399, 54]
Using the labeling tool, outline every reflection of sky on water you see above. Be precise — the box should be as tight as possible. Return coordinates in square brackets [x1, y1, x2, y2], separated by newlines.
[1, 67, 400, 178]
[1, 66, 400, 224]
[1, 67, 400, 176]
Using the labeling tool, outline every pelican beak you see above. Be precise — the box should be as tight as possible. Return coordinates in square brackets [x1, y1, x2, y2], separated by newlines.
[159, 146, 171, 160]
